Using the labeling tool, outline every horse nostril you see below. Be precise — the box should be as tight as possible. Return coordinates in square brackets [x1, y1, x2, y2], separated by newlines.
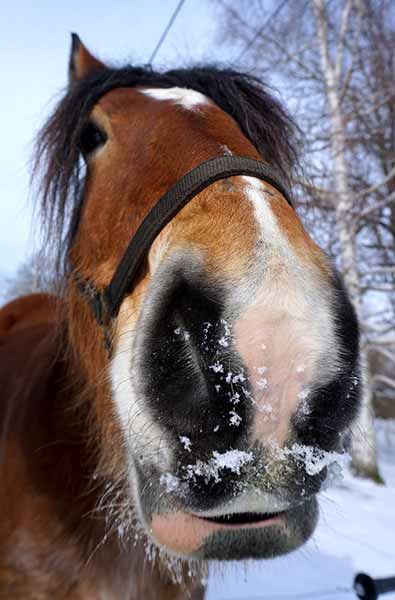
[139, 275, 253, 448]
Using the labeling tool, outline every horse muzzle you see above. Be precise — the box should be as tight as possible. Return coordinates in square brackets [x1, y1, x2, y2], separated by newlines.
[133, 455, 319, 560]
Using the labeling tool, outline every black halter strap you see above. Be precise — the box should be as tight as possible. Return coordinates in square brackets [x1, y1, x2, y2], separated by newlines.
[74, 155, 293, 340]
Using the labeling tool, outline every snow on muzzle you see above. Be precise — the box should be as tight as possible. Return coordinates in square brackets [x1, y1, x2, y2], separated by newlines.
[133, 443, 347, 559]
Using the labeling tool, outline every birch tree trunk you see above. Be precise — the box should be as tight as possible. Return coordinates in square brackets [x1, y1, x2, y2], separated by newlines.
[313, 0, 383, 482]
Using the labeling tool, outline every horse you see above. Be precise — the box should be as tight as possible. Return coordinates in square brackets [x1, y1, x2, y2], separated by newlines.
[0, 34, 361, 598]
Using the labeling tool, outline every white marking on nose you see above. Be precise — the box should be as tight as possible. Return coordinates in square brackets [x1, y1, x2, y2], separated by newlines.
[142, 86, 208, 109]
[242, 175, 264, 191]
[233, 176, 340, 446]
[242, 176, 286, 243]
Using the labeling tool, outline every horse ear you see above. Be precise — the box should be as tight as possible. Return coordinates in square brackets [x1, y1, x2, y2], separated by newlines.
[69, 33, 106, 85]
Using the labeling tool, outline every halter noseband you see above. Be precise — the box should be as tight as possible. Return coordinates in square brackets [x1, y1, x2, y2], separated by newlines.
[74, 155, 293, 348]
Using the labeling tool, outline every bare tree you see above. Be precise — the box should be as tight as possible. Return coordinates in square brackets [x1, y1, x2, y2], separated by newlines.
[215, 0, 395, 481]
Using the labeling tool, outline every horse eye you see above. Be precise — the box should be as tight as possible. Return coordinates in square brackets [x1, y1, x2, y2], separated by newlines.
[79, 122, 107, 157]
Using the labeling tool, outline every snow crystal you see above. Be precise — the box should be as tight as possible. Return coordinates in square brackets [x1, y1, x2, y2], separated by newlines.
[257, 377, 268, 390]
[213, 425, 220, 433]
[229, 411, 242, 427]
[281, 443, 349, 477]
[298, 389, 309, 400]
[160, 473, 180, 493]
[232, 373, 246, 384]
[220, 318, 232, 337]
[218, 336, 229, 347]
[256, 366, 267, 375]
[179, 436, 192, 452]
[174, 327, 181, 335]
[212, 450, 253, 473]
[230, 392, 241, 404]
[225, 370, 246, 385]
[297, 389, 312, 415]
[184, 450, 253, 483]
[241, 386, 253, 400]
[210, 362, 224, 373]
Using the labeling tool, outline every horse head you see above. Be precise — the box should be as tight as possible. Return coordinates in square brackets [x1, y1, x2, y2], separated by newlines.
[36, 35, 361, 564]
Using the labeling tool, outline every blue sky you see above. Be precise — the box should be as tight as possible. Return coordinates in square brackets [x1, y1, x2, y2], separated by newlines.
[0, 0, 238, 277]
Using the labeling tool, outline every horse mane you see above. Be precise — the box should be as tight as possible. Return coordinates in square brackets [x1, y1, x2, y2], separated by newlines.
[34, 63, 302, 280]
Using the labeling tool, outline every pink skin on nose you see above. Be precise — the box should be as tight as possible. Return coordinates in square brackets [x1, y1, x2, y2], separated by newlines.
[234, 289, 317, 447]
[151, 511, 283, 555]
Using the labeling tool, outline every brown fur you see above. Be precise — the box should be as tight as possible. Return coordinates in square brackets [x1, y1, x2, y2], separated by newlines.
[0, 293, 204, 598]
[0, 293, 58, 336]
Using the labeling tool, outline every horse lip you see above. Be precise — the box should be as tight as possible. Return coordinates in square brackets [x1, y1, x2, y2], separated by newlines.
[187, 490, 294, 518]
[192, 511, 285, 530]
[146, 489, 318, 558]
[150, 508, 287, 557]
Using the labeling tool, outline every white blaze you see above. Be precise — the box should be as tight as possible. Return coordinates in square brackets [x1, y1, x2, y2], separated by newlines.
[234, 176, 339, 445]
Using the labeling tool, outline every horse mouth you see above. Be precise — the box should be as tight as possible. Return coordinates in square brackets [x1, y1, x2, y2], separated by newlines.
[149, 500, 316, 559]
[195, 510, 284, 528]
[134, 456, 320, 560]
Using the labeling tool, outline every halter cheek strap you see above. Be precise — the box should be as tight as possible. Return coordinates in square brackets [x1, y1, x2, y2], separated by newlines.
[74, 155, 293, 347]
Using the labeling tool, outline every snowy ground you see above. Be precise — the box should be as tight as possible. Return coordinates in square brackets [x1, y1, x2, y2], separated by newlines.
[207, 419, 395, 600]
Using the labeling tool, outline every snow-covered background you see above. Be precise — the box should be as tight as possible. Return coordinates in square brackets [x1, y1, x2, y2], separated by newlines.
[208, 419, 395, 600]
